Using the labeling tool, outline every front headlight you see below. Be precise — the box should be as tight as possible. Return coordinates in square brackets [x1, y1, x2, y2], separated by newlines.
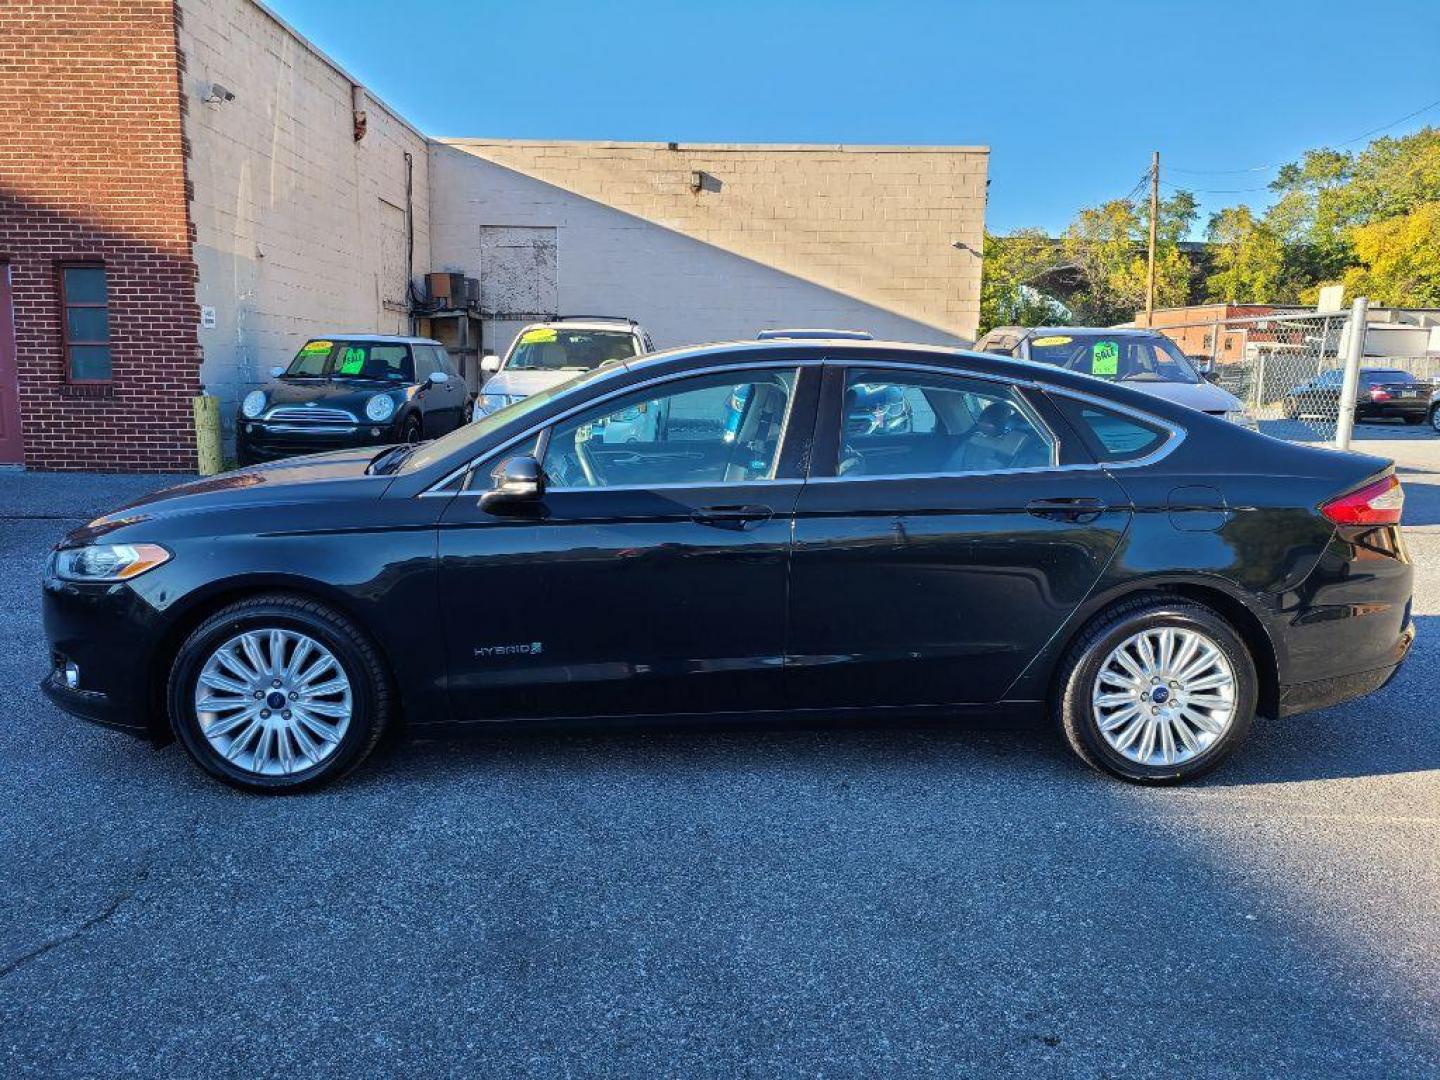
[241, 390, 267, 419]
[365, 394, 396, 422]
[1223, 410, 1258, 429]
[53, 543, 171, 582]
[477, 393, 520, 416]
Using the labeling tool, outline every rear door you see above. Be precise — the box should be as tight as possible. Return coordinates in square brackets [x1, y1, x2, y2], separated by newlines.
[785, 361, 1133, 709]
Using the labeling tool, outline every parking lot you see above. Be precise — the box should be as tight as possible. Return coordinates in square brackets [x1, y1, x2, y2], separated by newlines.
[2, 430, 1438, 1078]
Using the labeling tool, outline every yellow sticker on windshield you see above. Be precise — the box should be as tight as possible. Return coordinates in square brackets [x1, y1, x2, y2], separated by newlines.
[1031, 335, 1072, 347]
[1091, 341, 1119, 376]
[520, 328, 557, 344]
[300, 340, 332, 355]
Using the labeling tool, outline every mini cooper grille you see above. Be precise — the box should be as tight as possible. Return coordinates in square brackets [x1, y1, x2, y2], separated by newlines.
[264, 406, 357, 425]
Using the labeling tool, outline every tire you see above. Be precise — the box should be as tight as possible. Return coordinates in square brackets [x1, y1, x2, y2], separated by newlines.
[1431, 406, 1440, 435]
[167, 594, 392, 793]
[1282, 397, 1298, 420]
[401, 415, 422, 444]
[1054, 596, 1257, 784]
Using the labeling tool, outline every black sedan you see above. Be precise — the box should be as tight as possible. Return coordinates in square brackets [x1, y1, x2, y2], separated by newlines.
[1283, 367, 1434, 425]
[43, 338, 1414, 791]
[236, 335, 472, 464]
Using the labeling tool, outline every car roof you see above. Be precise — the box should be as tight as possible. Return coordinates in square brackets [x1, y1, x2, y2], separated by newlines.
[301, 334, 442, 345]
[1022, 327, 1168, 339]
[520, 319, 641, 333]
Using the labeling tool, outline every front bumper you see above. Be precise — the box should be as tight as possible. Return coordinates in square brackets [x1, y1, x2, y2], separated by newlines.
[236, 418, 403, 463]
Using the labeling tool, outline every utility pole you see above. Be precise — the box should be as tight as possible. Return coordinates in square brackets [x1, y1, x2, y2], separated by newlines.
[1144, 150, 1159, 326]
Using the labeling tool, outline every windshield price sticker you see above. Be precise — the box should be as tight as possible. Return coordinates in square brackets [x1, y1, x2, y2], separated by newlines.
[1031, 335, 1072, 347]
[337, 346, 367, 374]
[299, 340, 332, 356]
[1091, 341, 1119, 376]
[521, 328, 557, 344]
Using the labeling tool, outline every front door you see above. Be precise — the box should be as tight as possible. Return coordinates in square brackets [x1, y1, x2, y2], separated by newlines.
[437, 363, 818, 721]
[0, 262, 23, 465]
[786, 363, 1132, 709]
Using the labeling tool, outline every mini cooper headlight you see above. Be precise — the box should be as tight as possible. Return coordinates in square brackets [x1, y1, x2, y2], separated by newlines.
[365, 394, 396, 422]
[241, 390, 267, 419]
[53, 543, 171, 582]
[476, 393, 519, 417]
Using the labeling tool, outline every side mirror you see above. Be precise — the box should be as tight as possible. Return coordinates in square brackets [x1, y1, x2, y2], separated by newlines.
[269, 365, 286, 378]
[480, 354, 501, 374]
[427, 370, 449, 384]
[479, 454, 545, 512]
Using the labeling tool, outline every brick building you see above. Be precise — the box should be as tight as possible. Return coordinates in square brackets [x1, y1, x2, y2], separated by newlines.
[0, 0, 987, 472]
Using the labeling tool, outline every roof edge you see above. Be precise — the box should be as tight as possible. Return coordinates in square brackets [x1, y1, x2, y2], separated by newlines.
[433, 137, 989, 155]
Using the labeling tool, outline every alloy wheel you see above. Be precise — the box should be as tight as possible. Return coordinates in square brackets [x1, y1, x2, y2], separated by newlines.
[193, 629, 353, 776]
[1091, 626, 1236, 767]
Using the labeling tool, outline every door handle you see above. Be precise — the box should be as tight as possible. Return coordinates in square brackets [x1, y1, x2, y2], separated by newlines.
[691, 504, 774, 529]
[1026, 497, 1108, 522]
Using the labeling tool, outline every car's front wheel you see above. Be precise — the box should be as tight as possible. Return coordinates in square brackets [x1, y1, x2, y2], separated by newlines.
[1428, 405, 1440, 434]
[167, 595, 391, 792]
[1054, 597, 1257, 784]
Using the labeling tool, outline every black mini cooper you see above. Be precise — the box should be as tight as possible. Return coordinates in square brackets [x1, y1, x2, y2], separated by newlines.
[44, 338, 1414, 791]
[236, 335, 473, 465]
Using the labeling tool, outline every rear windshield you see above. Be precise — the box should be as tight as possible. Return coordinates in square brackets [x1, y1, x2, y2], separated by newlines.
[1027, 332, 1201, 385]
[505, 329, 637, 372]
[283, 340, 414, 382]
[1364, 370, 1415, 384]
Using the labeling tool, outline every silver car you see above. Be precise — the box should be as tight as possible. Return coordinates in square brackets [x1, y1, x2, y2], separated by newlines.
[975, 326, 1254, 427]
[474, 317, 653, 422]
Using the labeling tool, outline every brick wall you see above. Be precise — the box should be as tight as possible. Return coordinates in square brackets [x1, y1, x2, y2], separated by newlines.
[180, 0, 431, 441]
[0, 0, 200, 471]
[439, 139, 988, 340]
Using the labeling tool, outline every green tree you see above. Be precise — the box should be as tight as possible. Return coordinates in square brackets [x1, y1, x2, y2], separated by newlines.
[978, 229, 1068, 333]
[1204, 205, 1286, 302]
[1342, 201, 1440, 305]
[1060, 190, 1197, 324]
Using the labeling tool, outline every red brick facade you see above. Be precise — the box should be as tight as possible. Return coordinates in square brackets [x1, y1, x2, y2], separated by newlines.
[0, 0, 199, 471]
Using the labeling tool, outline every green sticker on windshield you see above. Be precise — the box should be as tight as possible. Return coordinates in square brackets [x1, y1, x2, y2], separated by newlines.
[337, 345, 366, 375]
[1091, 341, 1119, 376]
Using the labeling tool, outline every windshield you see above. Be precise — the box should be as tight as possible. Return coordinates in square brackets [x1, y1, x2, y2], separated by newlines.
[1027, 332, 1201, 385]
[504, 328, 636, 372]
[399, 365, 618, 475]
[284, 340, 415, 382]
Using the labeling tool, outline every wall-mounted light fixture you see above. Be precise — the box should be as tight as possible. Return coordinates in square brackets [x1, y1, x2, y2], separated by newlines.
[690, 170, 722, 195]
[202, 82, 235, 105]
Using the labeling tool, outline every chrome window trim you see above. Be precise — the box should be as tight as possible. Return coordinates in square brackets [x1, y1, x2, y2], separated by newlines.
[1036, 382, 1187, 470]
[420, 360, 813, 497]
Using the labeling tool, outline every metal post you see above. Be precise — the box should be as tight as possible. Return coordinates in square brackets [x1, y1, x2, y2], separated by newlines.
[1334, 297, 1369, 450]
[1144, 151, 1159, 325]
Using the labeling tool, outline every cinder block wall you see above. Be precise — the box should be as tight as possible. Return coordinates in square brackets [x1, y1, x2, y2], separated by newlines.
[180, 0, 430, 439]
[438, 139, 987, 342]
[0, 0, 199, 471]
[429, 146, 970, 357]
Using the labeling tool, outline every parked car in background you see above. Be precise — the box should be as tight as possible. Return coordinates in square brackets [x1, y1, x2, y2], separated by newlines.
[44, 337, 1413, 792]
[1283, 367, 1435, 425]
[474, 317, 653, 421]
[975, 326, 1255, 427]
[236, 335, 471, 465]
[1431, 386, 1440, 434]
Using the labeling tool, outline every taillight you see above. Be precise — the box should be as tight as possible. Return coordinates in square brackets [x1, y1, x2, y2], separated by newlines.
[1321, 474, 1405, 526]
[1370, 388, 1391, 402]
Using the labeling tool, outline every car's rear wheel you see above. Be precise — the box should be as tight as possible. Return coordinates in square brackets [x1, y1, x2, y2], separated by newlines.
[1055, 597, 1257, 784]
[1431, 405, 1440, 434]
[167, 595, 391, 792]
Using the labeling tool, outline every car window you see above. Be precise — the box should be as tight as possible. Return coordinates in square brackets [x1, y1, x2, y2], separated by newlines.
[284, 341, 414, 382]
[1027, 333, 1201, 385]
[505, 328, 639, 372]
[836, 368, 1055, 477]
[1051, 396, 1169, 462]
[435, 347, 460, 377]
[413, 347, 436, 380]
[541, 369, 797, 489]
[1365, 370, 1413, 384]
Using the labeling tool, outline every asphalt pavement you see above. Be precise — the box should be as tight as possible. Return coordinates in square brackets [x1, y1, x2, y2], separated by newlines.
[2, 429, 1438, 1078]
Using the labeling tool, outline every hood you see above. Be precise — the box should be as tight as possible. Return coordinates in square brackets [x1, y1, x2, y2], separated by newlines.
[252, 378, 403, 415]
[483, 368, 582, 398]
[76, 448, 390, 539]
[1114, 379, 1243, 414]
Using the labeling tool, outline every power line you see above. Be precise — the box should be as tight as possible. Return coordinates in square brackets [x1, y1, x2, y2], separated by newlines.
[1169, 94, 1440, 176]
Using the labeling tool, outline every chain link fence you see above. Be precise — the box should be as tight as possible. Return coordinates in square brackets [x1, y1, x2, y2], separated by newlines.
[1144, 305, 1440, 445]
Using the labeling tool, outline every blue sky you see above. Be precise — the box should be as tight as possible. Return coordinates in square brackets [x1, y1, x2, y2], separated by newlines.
[274, 0, 1440, 237]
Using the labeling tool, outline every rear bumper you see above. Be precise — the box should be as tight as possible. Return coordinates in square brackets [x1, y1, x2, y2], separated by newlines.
[1356, 400, 1428, 420]
[1278, 619, 1414, 717]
